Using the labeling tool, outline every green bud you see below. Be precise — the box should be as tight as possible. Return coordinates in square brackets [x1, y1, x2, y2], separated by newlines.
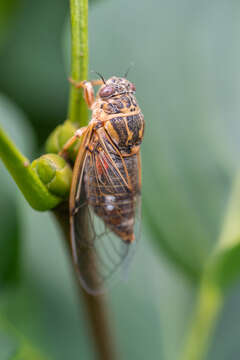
[31, 154, 72, 198]
[45, 120, 80, 160]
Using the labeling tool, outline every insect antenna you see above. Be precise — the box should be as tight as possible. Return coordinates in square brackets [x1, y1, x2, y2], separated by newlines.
[91, 70, 106, 84]
[124, 62, 135, 78]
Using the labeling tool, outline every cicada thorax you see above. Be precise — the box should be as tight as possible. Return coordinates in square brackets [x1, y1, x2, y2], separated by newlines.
[83, 131, 140, 243]
[99, 93, 145, 154]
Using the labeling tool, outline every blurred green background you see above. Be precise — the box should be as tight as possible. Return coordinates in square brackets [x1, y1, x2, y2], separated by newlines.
[1, 0, 240, 359]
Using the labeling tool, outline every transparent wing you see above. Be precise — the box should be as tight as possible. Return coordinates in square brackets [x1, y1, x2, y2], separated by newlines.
[70, 132, 141, 295]
[72, 202, 140, 295]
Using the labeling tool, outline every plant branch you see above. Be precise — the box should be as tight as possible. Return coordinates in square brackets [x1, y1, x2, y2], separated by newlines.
[63, 1, 118, 360]
[0, 127, 62, 211]
[68, 0, 89, 126]
[53, 203, 118, 360]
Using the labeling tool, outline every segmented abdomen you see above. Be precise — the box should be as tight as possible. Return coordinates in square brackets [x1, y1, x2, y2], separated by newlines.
[84, 141, 140, 242]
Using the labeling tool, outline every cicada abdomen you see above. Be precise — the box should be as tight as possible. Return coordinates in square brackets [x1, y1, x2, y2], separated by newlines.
[84, 132, 140, 243]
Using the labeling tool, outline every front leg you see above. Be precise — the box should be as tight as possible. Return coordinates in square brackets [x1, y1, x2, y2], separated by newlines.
[59, 126, 88, 158]
[69, 78, 103, 109]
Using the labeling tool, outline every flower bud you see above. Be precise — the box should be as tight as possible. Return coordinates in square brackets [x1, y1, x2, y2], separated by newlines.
[45, 120, 80, 160]
[31, 154, 72, 198]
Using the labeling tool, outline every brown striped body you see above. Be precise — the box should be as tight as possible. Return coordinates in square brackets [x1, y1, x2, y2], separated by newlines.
[84, 76, 144, 242]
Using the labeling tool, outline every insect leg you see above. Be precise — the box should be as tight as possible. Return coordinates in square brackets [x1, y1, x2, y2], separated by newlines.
[69, 78, 103, 109]
[90, 80, 104, 86]
[59, 126, 88, 157]
[69, 78, 95, 108]
[69, 78, 103, 88]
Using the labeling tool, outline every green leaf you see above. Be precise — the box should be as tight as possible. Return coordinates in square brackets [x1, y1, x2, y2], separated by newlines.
[205, 173, 240, 291]
[181, 173, 240, 360]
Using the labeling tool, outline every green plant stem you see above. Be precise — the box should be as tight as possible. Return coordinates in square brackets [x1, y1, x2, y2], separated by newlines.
[68, 0, 88, 126]
[66, 1, 118, 360]
[181, 174, 240, 360]
[0, 127, 61, 211]
[181, 281, 223, 360]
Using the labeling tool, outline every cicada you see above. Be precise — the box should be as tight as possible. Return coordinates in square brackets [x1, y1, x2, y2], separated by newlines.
[61, 76, 144, 294]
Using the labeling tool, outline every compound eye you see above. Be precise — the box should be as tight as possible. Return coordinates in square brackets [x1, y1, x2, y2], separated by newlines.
[130, 83, 136, 91]
[99, 85, 115, 98]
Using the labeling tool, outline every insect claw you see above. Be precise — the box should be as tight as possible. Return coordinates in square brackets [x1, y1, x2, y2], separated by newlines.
[68, 77, 83, 88]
